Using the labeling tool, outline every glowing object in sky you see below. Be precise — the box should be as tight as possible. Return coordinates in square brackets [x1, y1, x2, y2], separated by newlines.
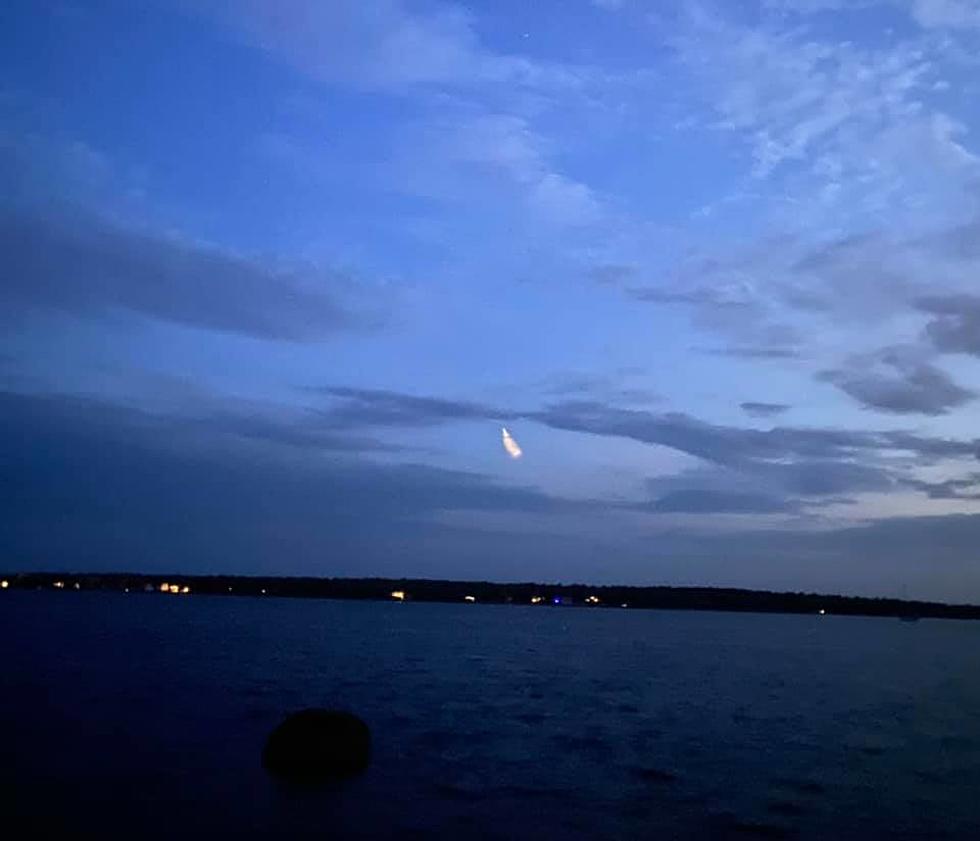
[501, 427, 522, 459]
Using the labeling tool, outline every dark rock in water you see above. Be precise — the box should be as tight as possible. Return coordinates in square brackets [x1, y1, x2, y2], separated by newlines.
[263, 709, 370, 780]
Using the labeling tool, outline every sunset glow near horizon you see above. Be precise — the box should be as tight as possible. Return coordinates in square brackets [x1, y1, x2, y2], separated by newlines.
[3, 1, 980, 600]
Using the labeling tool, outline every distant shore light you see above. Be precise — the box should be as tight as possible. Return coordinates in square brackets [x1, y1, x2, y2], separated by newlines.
[1, 580, 8, 589]
[180, 586, 190, 594]
[531, 595, 543, 604]
[391, 590, 406, 601]
[464, 595, 476, 603]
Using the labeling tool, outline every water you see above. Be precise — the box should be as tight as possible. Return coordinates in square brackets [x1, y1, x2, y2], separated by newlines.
[3, 591, 980, 839]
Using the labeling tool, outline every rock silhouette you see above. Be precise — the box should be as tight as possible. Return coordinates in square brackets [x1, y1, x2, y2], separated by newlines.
[263, 709, 370, 780]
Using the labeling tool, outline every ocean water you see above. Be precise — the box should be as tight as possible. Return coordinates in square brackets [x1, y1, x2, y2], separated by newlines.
[3, 592, 980, 839]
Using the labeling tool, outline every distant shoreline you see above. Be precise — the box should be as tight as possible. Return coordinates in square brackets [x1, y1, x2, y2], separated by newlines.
[1, 572, 975, 620]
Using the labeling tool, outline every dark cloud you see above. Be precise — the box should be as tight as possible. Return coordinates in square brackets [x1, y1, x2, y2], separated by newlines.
[316, 386, 977, 511]
[740, 401, 791, 417]
[632, 514, 980, 600]
[7, 388, 980, 596]
[917, 293, 980, 357]
[532, 401, 896, 468]
[638, 458, 889, 512]
[818, 350, 975, 415]
[538, 372, 660, 405]
[640, 489, 799, 514]
[903, 474, 980, 501]
[319, 386, 980, 468]
[882, 431, 980, 461]
[703, 346, 802, 359]
[318, 386, 517, 428]
[752, 459, 892, 497]
[0, 209, 363, 340]
[628, 286, 754, 308]
[0, 389, 595, 572]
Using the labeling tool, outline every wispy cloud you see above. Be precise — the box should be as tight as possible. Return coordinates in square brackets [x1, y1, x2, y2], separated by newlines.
[673, 6, 937, 182]
[910, 0, 980, 29]
[436, 112, 603, 228]
[199, 0, 600, 93]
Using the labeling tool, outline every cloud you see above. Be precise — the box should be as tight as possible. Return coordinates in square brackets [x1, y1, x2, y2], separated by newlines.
[6, 387, 980, 596]
[538, 371, 660, 405]
[910, 0, 980, 29]
[0, 209, 365, 340]
[640, 488, 800, 513]
[440, 113, 602, 227]
[634, 512, 980, 600]
[672, 7, 938, 181]
[904, 473, 980, 499]
[818, 347, 975, 415]
[656, 1, 980, 350]
[0, 388, 599, 571]
[753, 458, 893, 496]
[200, 0, 593, 93]
[318, 386, 517, 428]
[918, 293, 980, 356]
[319, 385, 980, 464]
[740, 401, 791, 417]
[703, 346, 802, 359]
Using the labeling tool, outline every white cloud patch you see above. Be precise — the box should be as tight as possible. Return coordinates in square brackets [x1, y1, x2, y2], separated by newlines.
[911, 0, 980, 28]
[673, 9, 938, 181]
[199, 0, 595, 93]
[416, 111, 604, 228]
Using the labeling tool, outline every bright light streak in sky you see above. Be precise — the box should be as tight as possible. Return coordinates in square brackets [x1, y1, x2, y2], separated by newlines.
[502, 427, 523, 459]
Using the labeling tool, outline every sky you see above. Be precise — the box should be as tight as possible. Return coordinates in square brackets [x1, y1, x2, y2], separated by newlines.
[3, 0, 980, 600]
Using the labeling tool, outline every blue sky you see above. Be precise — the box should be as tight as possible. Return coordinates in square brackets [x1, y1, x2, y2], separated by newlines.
[4, 0, 980, 599]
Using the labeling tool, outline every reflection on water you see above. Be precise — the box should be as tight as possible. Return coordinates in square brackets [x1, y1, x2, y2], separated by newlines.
[3, 592, 980, 839]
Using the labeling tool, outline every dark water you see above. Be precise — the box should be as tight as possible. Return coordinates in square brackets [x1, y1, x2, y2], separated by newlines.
[3, 592, 980, 839]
